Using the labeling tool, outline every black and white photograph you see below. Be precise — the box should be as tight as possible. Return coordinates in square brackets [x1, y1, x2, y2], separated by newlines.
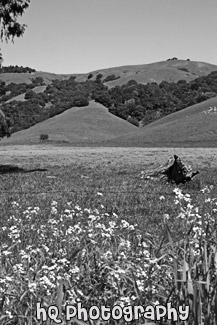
[0, 1, 217, 324]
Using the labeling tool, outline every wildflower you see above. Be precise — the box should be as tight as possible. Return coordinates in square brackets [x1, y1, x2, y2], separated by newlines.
[28, 282, 37, 293]
[163, 214, 170, 221]
[104, 251, 113, 260]
[2, 250, 12, 256]
[88, 214, 98, 222]
[11, 201, 19, 208]
[121, 220, 130, 228]
[109, 221, 116, 228]
[5, 311, 13, 319]
[51, 200, 58, 206]
[70, 266, 80, 274]
[96, 192, 103, 196]
[119, 252, 127, 259]
[40, 276, 55, 288]
[159, 195, 165, 201]
[177, 212, 185, 219]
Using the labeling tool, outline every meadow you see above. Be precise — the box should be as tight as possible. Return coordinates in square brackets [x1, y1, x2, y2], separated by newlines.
[1, 145, 217, 325]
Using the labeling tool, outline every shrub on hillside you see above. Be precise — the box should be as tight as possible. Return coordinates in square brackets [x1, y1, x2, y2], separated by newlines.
[93, 92, 111, 107]
[87, 73, 93, 79]
[31, 77, 45, 86]
[72, 96, 89, 107]
[0, 81, 6, 96]
[177, 67, 189, 72]
[95, 73, 103, 83]
[24, 90, 36, 100]
[127, 115, 139, 126]
[103, 74, 120, 82]
[39, 134, 49, 141]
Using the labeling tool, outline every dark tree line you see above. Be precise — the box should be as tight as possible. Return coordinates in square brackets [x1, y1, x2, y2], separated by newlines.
[1, 65, 36, 73]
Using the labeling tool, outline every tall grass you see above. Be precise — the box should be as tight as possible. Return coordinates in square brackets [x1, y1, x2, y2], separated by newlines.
[0, 165, 217, 324]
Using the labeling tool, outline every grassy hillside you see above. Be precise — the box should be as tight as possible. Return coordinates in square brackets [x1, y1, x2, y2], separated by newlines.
[0, 71, 77, 85]
[0, 101, 137, 145]
[1, 59, 217, 88]
[76, 59, 217, 87]
[5, 85, 47, 103]
[1, 59, 217, 146]
[103, 96, 217, 147]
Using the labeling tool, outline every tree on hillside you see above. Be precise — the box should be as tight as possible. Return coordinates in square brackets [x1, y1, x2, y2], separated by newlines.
[0, 108, 11, 138]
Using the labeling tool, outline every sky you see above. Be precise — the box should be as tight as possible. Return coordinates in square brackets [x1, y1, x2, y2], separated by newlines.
[1, 0, 217, 74]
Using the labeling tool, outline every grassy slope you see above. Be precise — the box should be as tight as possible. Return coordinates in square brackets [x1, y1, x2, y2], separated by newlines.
[0, 71, 77, 85]
[76, 60, 217, 87]
[5, 85, 47, 103]
[1, 101, 137, 145]
[1, 60, 217, 88]
[104, 96, 217, 147]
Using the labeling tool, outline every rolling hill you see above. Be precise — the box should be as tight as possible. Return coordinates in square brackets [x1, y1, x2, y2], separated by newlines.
[0, 101, 137, 145]
[1, 59, 217, 148]
[103, 96, 217, 147]
[1, 59, 217, 88]
[75, 59, 217, 87]
[0, 71, 77, 85]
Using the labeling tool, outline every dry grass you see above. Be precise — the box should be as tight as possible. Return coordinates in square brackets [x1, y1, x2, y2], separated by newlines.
[75, 59, 217, 87]
[0, 72, 75, 85]
[1, 60, 217, 89]
[1, 101, 137, 145]
[106, 96, 217, 147]
[1, 145, 217, 169]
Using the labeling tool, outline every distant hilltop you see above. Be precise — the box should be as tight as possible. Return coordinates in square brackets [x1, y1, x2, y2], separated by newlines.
[1, 59, 217, 88]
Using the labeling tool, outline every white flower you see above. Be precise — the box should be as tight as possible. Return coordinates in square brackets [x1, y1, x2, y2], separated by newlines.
[121, 220, 130, 228]
[50, 207, 58, 215]
[28, 282, 37, 292]
[6, 311, 13, 319]
[164, 214, 170, 221]
[11, 201, 19, 208]
[177, 212, 185, 219]
[51, 200, 58, 206]
[159, 195, 165, 201]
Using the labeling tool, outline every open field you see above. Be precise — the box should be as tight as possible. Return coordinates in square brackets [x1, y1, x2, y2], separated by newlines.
[1, 145, 217, 324]
[1, 145, 217, 168]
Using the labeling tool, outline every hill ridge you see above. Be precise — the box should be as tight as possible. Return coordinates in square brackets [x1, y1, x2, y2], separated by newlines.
[0, 101, 137, 145]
